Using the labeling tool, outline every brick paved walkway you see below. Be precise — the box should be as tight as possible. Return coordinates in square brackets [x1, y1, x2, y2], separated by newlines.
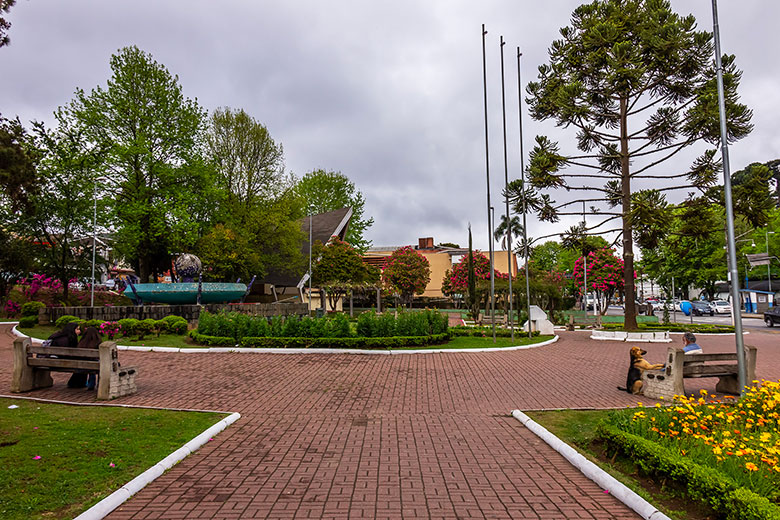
[3, 324, 779, 519]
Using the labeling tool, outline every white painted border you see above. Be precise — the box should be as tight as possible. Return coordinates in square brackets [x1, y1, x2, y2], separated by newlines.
[11, 325, 559, 354]
[512, 410, 670, 520]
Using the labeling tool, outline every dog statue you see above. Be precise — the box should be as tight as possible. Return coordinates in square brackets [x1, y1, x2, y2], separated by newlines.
[618, 346, 664, 395]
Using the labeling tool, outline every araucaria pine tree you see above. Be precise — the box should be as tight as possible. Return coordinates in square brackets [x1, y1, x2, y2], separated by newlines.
[510, 0, 752, 329]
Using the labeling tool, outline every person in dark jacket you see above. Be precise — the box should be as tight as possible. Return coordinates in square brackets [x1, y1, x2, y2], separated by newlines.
[77, 327, 102, 390]
[46, 322, 80, 348]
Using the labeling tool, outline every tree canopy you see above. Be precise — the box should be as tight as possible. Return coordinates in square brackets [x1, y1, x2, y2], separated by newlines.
[509, 0, 752, 329]
[294, 169, 374, 252]
[382, 246, 430, 306]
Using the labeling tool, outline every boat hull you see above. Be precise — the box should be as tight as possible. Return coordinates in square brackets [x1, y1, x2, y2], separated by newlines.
[123, 283, 247, 304]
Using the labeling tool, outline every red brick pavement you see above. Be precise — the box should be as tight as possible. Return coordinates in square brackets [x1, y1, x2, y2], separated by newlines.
[3, 324, 779, 519]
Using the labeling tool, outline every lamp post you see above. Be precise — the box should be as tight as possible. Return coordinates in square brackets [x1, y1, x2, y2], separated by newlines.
[481, 24, 496, 343]
[712, 0, 747, 394]
[767, 230, 775, 294]
[517, 46, 532, 339]
[90, 178, 98, 307]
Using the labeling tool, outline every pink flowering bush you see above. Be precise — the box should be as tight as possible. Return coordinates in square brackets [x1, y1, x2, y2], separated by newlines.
[382, 246, 431, 306]
[99, 321, 121, 340]
[441, 251, 509, 295]
[4, 300, 20, 317]
[572, 247, 632, 314]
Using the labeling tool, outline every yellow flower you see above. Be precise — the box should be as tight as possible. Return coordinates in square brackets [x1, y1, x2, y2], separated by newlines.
[745, 462, 758, 472]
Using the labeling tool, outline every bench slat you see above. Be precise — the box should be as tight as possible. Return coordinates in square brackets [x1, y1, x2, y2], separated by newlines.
[28, 358, 100, 371]
[685, 353, 739, 363]
[684, 364, 738, 377]
[29, 346, 99, 359]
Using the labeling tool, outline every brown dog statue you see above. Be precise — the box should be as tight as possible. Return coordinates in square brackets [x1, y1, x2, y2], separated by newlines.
[618, 346, 664, 395]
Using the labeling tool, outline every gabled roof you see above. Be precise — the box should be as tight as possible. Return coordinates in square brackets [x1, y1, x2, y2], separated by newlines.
[261, 207, 353, 288]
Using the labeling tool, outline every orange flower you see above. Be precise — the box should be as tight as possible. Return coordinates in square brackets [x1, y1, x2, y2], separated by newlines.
[745, 462, 759, 472]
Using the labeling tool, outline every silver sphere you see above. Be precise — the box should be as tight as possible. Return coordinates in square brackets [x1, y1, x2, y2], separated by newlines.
[175, 253, 202, 282]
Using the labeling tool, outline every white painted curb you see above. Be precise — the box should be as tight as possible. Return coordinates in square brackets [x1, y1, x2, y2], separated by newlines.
[72, 412, 241, 520]
[511, 410, 670, 520]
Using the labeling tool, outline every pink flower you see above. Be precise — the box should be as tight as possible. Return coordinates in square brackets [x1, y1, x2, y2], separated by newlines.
[33, 455, 41, 460]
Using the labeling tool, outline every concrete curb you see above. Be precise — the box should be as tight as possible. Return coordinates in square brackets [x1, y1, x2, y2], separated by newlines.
[10, 325, 559, 354]
[72, 411, 241, 520]
[511, 410, 670, 520]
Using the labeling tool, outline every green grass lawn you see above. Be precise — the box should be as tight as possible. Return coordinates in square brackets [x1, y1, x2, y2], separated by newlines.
[398, 334, 554, 350]
[0, 397, 226, 520]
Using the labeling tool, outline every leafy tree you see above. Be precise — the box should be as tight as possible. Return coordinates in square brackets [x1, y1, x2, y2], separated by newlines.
[205, 107, 290, 214]
[60, 46, 213, 282]
[312, 237, 379, 309]
[0, 115, 39, 211]
[18, 123, 103, 301]
[0, 0, 15, 48]
[294, 169, 374, 252]
[442, 247, 509, 319]
[573, 247, 626, 315]
[382, 246, 430, 307]
[509, 0, 752, 329]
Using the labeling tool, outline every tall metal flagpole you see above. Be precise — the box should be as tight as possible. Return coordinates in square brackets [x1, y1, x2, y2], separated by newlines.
[711, 0, 747, 394]
[90, 179, 97, 307]
[517, 47, 532, 338]
[308, 213, 313, 314]
[482, 24, 496, 342]
[499, 36, 514, 340]
[583, 201, 588, 313]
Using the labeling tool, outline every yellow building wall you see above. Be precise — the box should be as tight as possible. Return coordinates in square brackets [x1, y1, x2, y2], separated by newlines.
[420, 250, 518, 299]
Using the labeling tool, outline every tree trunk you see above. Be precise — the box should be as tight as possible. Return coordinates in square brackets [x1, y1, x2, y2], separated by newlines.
[620, 97, 638, 330]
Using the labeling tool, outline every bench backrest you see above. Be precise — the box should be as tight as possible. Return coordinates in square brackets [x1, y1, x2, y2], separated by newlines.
[23, 340, 119, 373]
[667, 345, 757, 381]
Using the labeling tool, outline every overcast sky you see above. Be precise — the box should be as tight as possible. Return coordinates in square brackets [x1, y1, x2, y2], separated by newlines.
[1, 1, 778, 252]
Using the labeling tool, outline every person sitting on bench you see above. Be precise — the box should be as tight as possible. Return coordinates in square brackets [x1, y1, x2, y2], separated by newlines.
[682, 332, 703, 361]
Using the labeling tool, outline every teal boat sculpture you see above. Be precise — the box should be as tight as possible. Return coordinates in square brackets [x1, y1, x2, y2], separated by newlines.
[123, 282, 247, 305]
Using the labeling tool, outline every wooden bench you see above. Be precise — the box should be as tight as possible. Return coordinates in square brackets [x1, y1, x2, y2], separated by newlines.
[566, 313, 601, 330]
[642, 346, 757, 400]
[11, 337, 138, 400]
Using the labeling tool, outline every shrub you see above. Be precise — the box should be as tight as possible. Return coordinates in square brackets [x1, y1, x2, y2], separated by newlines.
[161, 315, 188, 335]
[282, 316, 301, 337]
[118, 318, 139, 337]
[137, 319, 157, 339]
[21, 301, 46, 317]
[55, 315, 81, 328]
[84, 319, 103, 329]
[18, 315, 37, 328]
[154, 319, 168, 336]
[327, 313, 352, 338]
[99, 321, 120, 340]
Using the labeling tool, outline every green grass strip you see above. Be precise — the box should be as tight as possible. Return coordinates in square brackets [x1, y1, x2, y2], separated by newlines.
[0, 398, 226, 520]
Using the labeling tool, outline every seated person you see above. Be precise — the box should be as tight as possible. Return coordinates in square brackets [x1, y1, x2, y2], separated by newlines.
[682, 331, 702, 354]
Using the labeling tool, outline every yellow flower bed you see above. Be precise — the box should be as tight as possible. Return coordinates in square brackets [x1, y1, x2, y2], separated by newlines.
[617, 380, 780, 500]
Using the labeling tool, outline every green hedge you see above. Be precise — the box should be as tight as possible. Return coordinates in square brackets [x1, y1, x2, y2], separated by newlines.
[189, 330, 450, 349]
[54, 315, 81, 328]
[21, 301, 45, 317]
[196, 309, 449, 341]
[598, 422, 780, 520]
[601, 322, 735, 333]
[18, 316, 37, 328]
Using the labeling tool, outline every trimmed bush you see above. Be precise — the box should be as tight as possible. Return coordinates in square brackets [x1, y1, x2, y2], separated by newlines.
[84, 319, 103, 329]
[55, 315, 81, 328]
[21, 301, 46, 317]
[118, 318, 139, 337]
[18, 315, 37, 328]
[136, 319, 157, 339]
[161, 315, 188, 335]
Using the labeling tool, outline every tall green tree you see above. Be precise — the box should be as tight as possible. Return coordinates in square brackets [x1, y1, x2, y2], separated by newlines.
[205, 107, 290, 216]
[509, 0, 752, 329]
[60, 46, 213, 282]
[0, 115, 39, 211]
[294, 169, 374, 252]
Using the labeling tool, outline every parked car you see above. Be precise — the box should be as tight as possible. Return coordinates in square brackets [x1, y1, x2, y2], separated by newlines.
[765, 307, 780, 327]
[712, 300, 732, 314]
[691, 301, 714, 316]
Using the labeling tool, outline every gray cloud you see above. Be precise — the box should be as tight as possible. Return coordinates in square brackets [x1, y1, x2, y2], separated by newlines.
[1, 0, 777, 254]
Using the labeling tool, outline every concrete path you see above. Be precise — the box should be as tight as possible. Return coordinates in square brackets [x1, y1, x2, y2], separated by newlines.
[3, 324, 779, 519]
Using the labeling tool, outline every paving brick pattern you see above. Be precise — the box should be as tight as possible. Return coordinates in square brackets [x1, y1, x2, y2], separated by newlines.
[3, 324, 780, 519]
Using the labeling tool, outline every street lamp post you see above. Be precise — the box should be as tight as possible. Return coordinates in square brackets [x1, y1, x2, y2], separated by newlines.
[767, 230, 775, 294]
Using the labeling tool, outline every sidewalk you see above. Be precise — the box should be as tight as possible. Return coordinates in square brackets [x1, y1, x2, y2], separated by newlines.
[3, 325, 779, 519]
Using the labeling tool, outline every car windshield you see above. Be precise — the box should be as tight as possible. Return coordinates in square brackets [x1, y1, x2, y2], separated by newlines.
[716, 302, 729, 306]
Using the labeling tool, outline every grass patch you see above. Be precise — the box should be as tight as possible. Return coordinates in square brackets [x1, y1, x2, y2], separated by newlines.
[527, 409, 722, 520]
[0, 397, 226, 520]
[18, 325, 194, 348]
[396, 334, 553, 350]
